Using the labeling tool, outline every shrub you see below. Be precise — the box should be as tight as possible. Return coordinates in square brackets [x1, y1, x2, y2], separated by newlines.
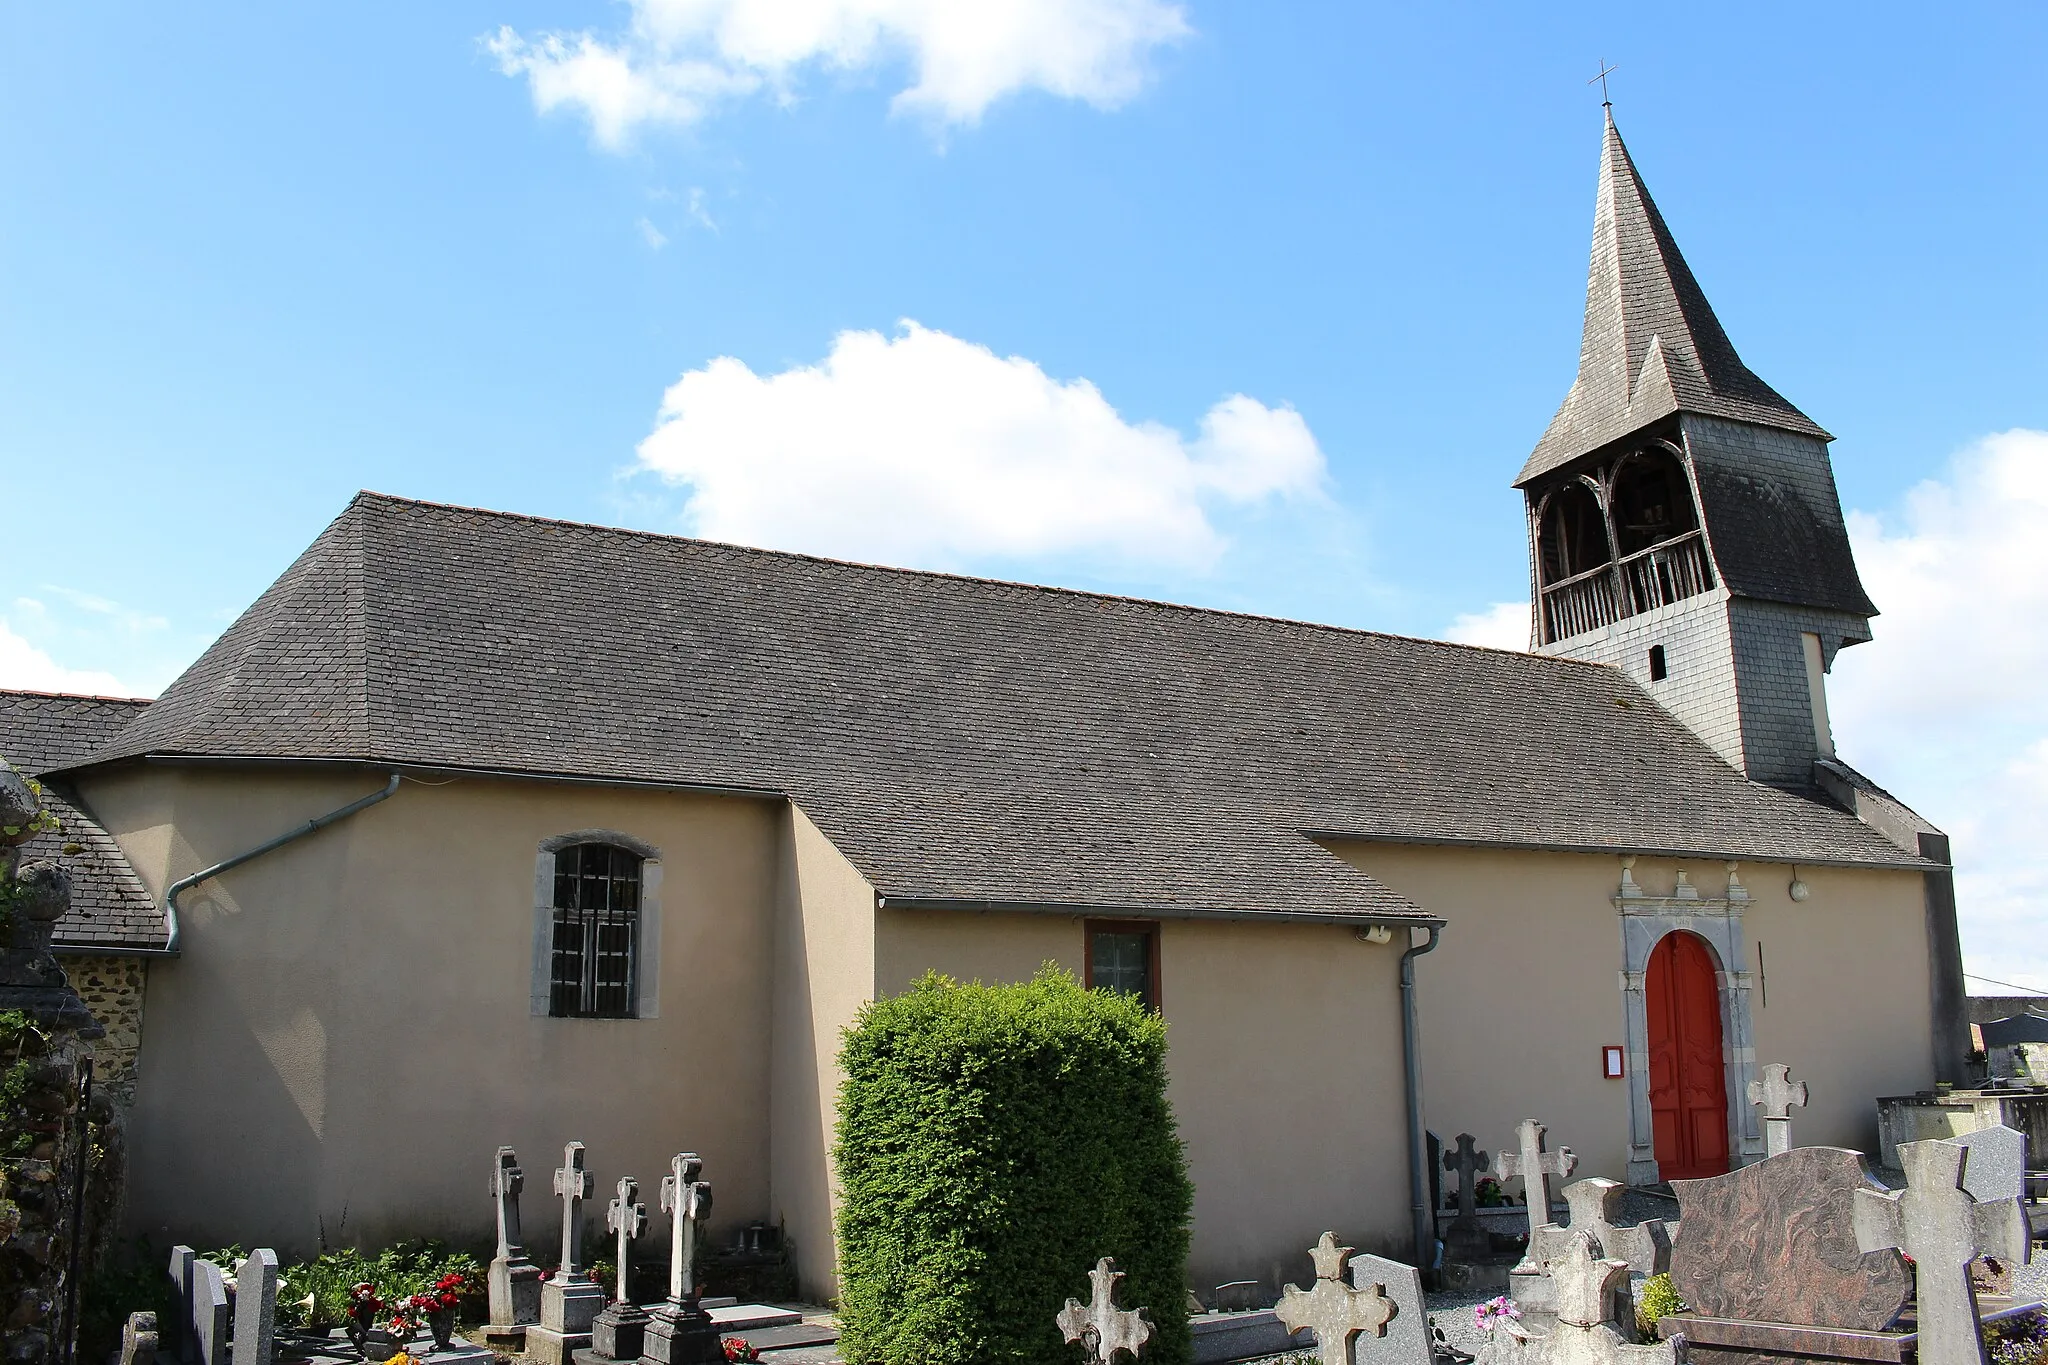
[1635, 1272, 1686, 1338]
[834, 967, 1193, 1365]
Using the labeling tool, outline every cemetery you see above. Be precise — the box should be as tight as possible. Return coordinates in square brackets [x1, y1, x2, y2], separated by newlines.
[3, 86, 2043, 1365]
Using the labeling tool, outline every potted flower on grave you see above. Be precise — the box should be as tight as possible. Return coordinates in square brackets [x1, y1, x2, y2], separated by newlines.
[720, 1338, 760, 1363]
[346, 1283, 385, 1358]
[405, 1272, 467, 1350]
[1475, 1297, 1522, 1333]
[1475, 1175, 1506, 1208]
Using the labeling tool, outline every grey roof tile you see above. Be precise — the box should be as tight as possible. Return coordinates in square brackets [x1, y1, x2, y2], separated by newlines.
[68, 494, 1927, 926]
[0, 690, 165, 951]
[1518, 113, 1831, 486]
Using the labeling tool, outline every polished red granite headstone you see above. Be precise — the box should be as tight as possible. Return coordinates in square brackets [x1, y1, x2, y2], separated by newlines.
[1671, 1147, 1910, 1330]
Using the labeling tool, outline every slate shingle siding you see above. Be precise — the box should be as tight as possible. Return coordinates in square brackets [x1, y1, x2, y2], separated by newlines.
[67, 494, 1928, 929]
[0, 690, 166, 950]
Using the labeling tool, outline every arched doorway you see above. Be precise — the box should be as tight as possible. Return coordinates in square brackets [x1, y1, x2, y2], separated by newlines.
[1646, 931, 1729, 1179]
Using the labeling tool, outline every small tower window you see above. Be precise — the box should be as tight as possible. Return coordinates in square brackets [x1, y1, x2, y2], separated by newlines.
[1648, 645, 1668, 681]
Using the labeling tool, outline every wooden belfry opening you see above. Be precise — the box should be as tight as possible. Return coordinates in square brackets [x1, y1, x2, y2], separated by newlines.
[1532, 438, 1716, 644]
[1646, 930, 1729, 1180]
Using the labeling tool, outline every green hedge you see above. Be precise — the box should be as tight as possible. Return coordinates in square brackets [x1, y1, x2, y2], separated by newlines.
[834, 967, 1193, 1365]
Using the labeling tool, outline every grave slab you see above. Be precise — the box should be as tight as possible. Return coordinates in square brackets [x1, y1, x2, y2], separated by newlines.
[705, 1306, 803, 1332]
[1670, 1146, 1910, 1331]
[1190, 1312, 1294, 1364]
[732, 1325, 839, 1351]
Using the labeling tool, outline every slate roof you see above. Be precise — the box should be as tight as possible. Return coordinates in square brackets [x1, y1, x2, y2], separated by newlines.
[0, 690, 167, 952]
[59, 493, 1930, 925]
[1518, 112, 1831, 486]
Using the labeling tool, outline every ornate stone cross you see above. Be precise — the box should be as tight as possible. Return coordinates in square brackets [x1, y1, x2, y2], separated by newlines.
[1444, 1134, 1490, 1225]
[487, 1148, 542, 1332]
[1531, 1177, 1671, 1275]
[1495, 1118, 1577, 1245]
[660, 1153, 713, 1307]
[1536, 1234, 1679, 1365]
[1057, 1258, 1154, 1365]
[1747, 1064, 1808, 1157]
[555, 1141, 594, 1276]
[1854, 1138, 2030, 1365]
[1273, 1233, 1395, 1365]
[606, 1177, 647, 1306]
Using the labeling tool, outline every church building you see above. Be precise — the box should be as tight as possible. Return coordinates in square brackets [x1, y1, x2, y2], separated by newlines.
[2, 113, 1964, 1298]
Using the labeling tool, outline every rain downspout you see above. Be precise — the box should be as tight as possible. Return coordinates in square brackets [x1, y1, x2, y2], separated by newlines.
[1401, 923, 1442, 1277]
[141, 772, 401, 958]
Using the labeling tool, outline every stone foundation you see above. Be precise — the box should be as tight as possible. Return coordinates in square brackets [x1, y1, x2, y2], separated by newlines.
[56, 955, 146, 1106]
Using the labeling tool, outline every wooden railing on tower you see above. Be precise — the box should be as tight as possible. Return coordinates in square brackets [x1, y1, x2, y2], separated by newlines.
[1541, 563, 1622, 643]
[1621, 530, 1714, 615]
[1540, 529, 1716, 644]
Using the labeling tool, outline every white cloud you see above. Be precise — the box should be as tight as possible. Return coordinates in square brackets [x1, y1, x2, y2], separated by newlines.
[0, 620, 134, 697]
[634, 320, 1326, 572]
[637, 216, 669, 249]
[487, 0, 1189, 146]
[1445, 600, 1530, 651]
[1827, 428, 2048, 992]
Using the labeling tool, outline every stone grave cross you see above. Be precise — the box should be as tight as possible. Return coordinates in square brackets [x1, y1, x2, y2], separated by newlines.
[555, 1141, 594, 1276]
[659, 1152, 713, 1307]
[1444, 1133, 1492, 1259]
[1539, 1234, 1680, 1365]
[1853, 1137, 2030, 1365]
[1495, 1118, 1577, 1244]
[1532, 1177, 1671, 1275]
[1273, 1233, 1395, 1365]
[606, 1177, 647, 1306]
[1747, 1064, 1808, 1157]
[492, 1147, 528, 1261]
[1057, 1257, 1154, 1365]
[1445, 1134, 1490, 1224]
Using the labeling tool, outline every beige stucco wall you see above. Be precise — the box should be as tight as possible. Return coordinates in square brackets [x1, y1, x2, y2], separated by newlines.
[874, 910, 1413, 1295]
[1329, 843, 1935, 1182]
[77, 764, 782, 1260]
[769, 805, 876, 1300]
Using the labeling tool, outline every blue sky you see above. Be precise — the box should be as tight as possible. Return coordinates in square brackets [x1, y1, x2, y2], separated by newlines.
[4, 2, 2046, 984]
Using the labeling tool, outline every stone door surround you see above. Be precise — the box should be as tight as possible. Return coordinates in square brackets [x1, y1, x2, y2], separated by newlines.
[1615, 858, 1761, 1185]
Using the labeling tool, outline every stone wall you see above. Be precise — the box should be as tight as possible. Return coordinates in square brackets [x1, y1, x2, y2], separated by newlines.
[56, 955, 146, 1106]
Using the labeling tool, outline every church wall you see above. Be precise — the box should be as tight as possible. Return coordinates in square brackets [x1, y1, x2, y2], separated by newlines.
[1327, 843, 1935, 1183]
[76, 763, 783, 1261]
[873, 910, 1412, 1295]
[769, 802, 877, 1301]
[1544, 590, 1747, 771]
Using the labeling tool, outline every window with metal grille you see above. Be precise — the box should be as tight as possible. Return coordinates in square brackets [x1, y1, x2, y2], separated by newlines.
[549, 843, 642, 1018]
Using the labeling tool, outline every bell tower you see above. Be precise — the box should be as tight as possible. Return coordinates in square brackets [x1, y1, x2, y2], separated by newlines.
[1520, 111, 1877, 791]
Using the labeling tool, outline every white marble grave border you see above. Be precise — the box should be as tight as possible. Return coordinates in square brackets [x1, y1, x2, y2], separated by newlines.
[1614, 859, 1763, 1184]
[530, 830, 665, 1020]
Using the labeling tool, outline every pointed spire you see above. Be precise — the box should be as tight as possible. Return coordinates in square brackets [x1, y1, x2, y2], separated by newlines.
[1517, 112, 1828, 485]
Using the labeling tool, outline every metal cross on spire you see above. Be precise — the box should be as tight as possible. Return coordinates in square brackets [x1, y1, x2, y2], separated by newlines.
[1589, 60, 1618, 107]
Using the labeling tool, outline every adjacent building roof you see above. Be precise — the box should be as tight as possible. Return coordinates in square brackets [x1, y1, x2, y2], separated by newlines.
[1518, 112, 1831, 487]
[0, 690, 167, 952]
[58, 494, 1930, 926]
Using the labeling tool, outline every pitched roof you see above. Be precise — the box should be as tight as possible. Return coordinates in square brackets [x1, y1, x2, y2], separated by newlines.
[64, 494, 1929, 921]
[1518, 112, 1830, 486]
[0, 690, 167, 952]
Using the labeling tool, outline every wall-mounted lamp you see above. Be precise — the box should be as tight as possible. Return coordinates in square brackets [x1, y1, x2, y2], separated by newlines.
[1788, 864, 1811, 902]
[1356, 925, 1395, 945]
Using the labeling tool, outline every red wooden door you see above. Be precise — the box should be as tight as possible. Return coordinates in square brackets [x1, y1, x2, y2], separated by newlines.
[1646, 932, 1730, 1179]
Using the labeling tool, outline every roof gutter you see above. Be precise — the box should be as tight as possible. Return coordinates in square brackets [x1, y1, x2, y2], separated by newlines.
[1307, 828, 1937, 874]
[874, 893, 1441, 929]
[135, 771, 401, 958]
[1401, 923, 1443, 1281]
